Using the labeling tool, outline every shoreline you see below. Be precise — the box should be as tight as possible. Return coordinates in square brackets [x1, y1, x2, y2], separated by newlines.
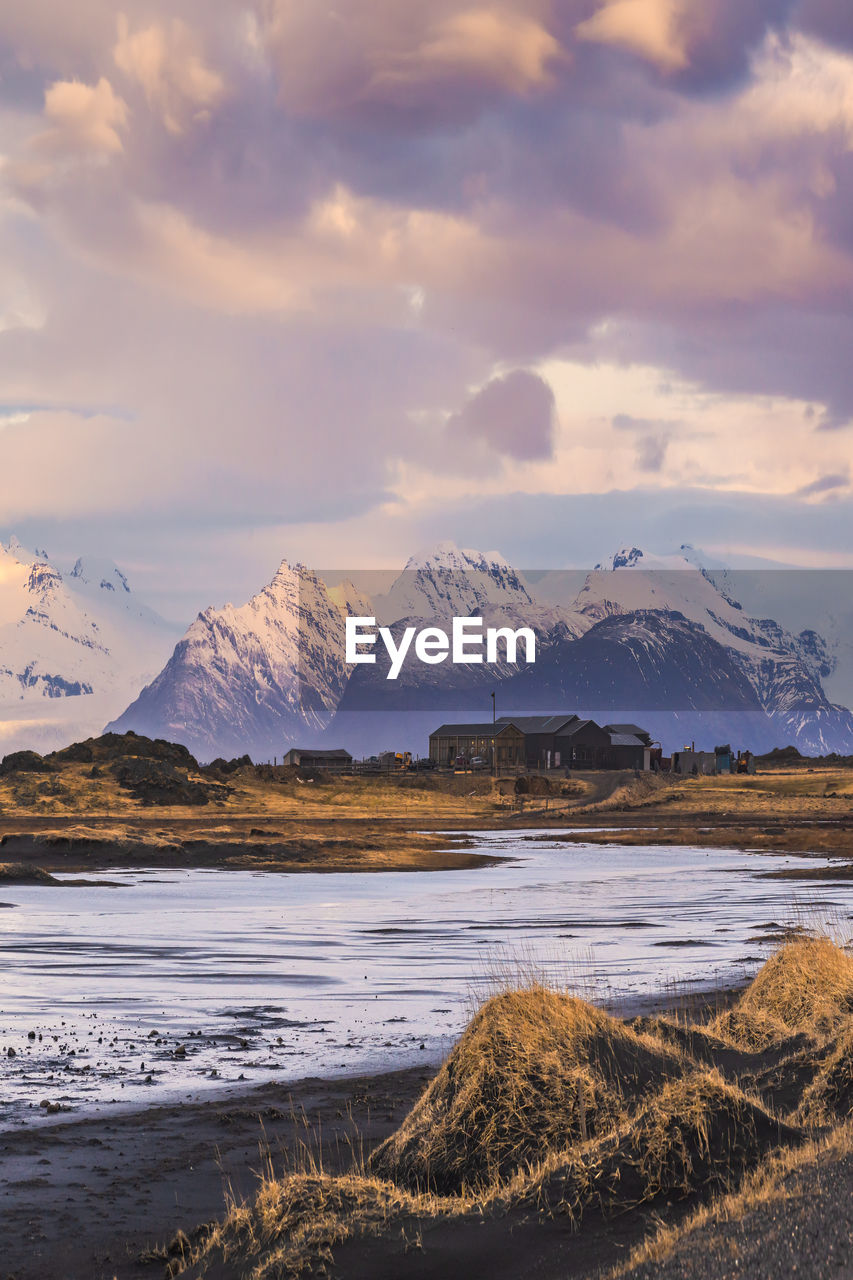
[0, 1061, 436, 1280]
[0, 978, 743, 1280]
[2, 809, 853, 879]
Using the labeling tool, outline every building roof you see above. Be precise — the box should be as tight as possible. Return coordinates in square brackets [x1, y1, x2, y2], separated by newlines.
[559, 718, 603, 737]
[430, 722, 520, 738]
[496, 714, 579, 733]
[603, 723, 649, 738]
[287, 747, 352, 759]
[608, 733, 645, 748]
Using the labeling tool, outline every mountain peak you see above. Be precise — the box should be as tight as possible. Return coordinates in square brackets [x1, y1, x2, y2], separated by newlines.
[70, 557, 131, 594]
[2, 534, 44, 565]
[611, 546, 646, 570]
[403, 541, 510, 573]
[595, 545, 711, 573]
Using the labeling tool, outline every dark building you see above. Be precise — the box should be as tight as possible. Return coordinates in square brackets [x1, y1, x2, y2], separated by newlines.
[428, 722, 525, 769]
[495, 714, 580, 769]
[282, 747, 353, 771]
[603, 723, 653, 748]
[604, 732, 647, 770]
[496, 714, 617, 769]
[561, 718, 614, 768]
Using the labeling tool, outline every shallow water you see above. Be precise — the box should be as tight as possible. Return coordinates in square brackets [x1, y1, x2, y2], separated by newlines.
[0, 832, 849, 1127]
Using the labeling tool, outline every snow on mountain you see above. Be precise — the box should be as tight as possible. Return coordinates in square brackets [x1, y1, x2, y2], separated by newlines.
[570, 546, 853, 755]
[374, 541, 536, 622]
[107, 561, 355, 762]
[0, 537, 180, 755]
[103, 538, 853, 762]
[372, 540, 584, 645]
[326, 578, 373, 620]
[703, 566, 853, 713]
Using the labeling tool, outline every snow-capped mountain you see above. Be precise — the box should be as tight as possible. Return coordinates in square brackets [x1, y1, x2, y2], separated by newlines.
[373, 542, 538, 622]
[0, 537, 180, 755]
[102, 539, 853, 761]
[336, 542, 583, 709]
[373, 540, 583, 666]
[107, 561, 355, 762]
[564, 546, 853, 755]
[702, 566, 853, 713]
[502, 608, 779, 752]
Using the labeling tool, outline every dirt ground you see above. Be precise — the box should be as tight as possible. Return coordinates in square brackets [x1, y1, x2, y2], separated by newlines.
[1, 762, 852, 877]
[0, 1065, 435, 1280]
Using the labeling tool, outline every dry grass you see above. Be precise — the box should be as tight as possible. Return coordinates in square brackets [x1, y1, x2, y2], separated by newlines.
[370, 985, 683, 1194]
[2, 751, 852, 829]
[177, 1170, 465, 1280]
[533, 1069, 801, 1224]
[608, 1118, 853, 1278]
[159, 935, 853, 1279]
[797, 1025, 853, 1125]
[711, 936, 853, 1050]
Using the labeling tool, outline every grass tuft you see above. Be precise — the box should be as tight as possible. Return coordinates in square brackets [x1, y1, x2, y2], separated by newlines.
[369, 985, 683, 1194]
[711, 936, 853, 1050]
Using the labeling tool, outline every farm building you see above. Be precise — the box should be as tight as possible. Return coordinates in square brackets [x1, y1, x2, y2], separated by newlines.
[671, 748, 717, 776]
[428, 722, 525, 769]
[603, 723, 653, 747]
[282, 747, 353, 771]
[604, 731, 648, 770]
[495, 714, 580, 769]
[496, 714, 646, 769]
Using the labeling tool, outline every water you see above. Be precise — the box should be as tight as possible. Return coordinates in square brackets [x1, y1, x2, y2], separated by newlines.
[0, 832, 849, 1127]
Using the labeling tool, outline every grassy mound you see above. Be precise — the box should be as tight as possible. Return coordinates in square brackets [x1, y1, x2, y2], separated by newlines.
[544, 1070, 801, 1222]
[797, 1025, 853, 1125]
[185, 1075, 799, 1280]
[370, 986, 683, 1193]
[178, 1172, 453, 1280]
[711, 938, 853, 1050]
[0, 862, 60, 884]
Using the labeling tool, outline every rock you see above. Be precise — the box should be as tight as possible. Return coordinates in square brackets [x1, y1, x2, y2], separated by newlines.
[0, 750, 54, 777]
[111, 757, 222, 806]
[49, 731, 199, 770]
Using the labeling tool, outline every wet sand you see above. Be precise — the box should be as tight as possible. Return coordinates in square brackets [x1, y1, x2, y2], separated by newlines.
[0, 1064, 435, 1280]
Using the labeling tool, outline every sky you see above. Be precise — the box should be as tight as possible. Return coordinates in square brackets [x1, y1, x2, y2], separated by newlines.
[2, 0, 853, 620]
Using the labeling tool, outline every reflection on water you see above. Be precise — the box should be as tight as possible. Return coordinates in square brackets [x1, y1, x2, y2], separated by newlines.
[0, 832, 848, 1127]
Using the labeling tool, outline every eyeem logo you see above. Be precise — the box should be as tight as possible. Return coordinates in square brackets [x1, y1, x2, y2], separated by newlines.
[346, 616, 537, 681]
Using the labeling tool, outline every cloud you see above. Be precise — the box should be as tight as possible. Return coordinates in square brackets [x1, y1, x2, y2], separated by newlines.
[259, 2, 564, 122]
[635, 433, 670, 471]
[574, 0, 788, 89]
[613, 412, 679, 430]
[113, 16, 226, 134]
[399, 9, 563, 94]
[34, 77, 128, 157]
[797, 0, 853, 51]
[612, 413, 676, 472]
[447, 369, 557, 461]
[576, 0, 690, 71]
[2, 0, 853, 606]
[795, 470, 850, 497]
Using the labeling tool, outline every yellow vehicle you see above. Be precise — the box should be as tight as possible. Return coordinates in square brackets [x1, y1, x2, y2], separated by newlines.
[379, 750, 414, 771]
